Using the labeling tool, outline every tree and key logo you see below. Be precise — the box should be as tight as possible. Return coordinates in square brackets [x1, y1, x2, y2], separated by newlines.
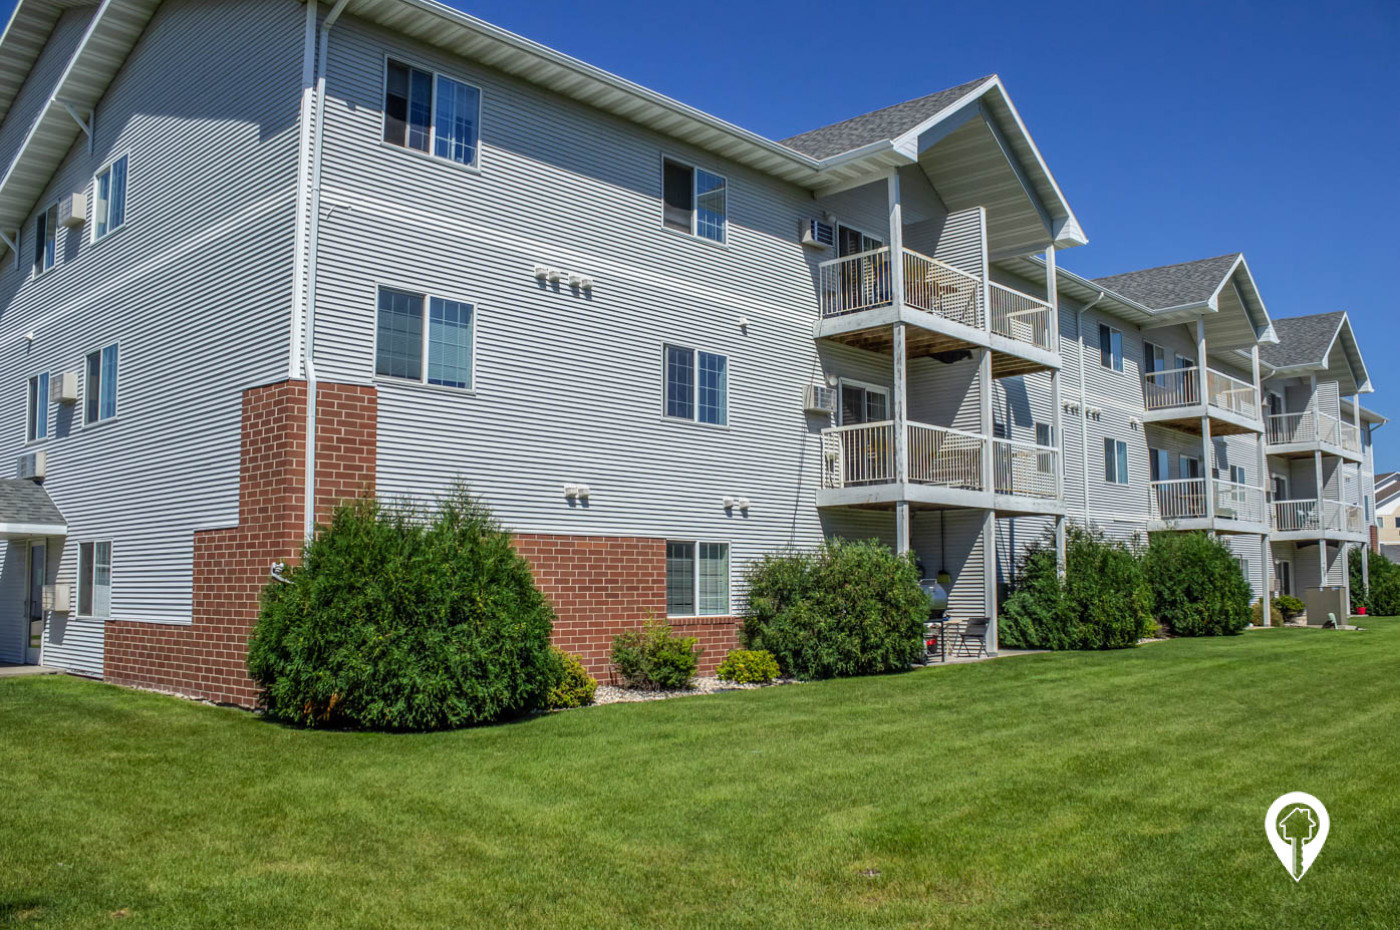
[1265, 792, 1330, 882]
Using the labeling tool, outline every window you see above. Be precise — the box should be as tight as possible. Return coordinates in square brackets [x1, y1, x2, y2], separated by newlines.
[374, 287, 475, 389]
[1098, 324, 1123, 372]
[1104, 437, 1128, 484]
[1229, 464, 1246, 485]
[26, 373, 48, 442]
[661, 158, 726, 243]
[383, 59, 481, 168]
[1149, 448, 1169, 482]
[93, 155, 128, 240]
[84, 344, 118, 424]
[1035, 422, 1052, 447]
[839, 382, 889, 426]
[664, 345, 727, 425]
[33, 203, 57, 274]
[78, 541, 112, 618]
[1236, 557, 1249, 578]
[1180, 455, 1202, 479]
[1143, 341, 1166, 374]
[1035, 422, 1054, 472]
[665, 540, 729, 616]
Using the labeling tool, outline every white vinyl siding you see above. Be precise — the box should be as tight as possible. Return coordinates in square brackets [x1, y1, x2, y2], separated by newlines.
[661, 157, 726, 243]
[93, 154, 128, 240]
[666, 540, 729, 617]
[383, 58, 481, 168]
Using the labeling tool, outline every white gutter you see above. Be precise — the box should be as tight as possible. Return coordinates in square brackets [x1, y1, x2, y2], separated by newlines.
[1077, 290, 1105, 523]
[301, 0, 351, 539]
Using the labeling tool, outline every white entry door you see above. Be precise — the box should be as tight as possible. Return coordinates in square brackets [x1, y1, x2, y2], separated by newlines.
[26, 542, 45, 664]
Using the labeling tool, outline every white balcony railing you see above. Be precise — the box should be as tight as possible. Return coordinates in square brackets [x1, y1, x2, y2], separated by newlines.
[907, 423, 984, 490]
[988, 282, 1053, 351]
[1142, 366, 1258, 420]
[1151, 478, 1208, 520]
[1273, 498, 1366, 535]
[1266, 411, 1361, 453]
[818, 247, 1048, 352]
[1213, 480, 1265, 524]
[992, 437, 1059, 499]
[820, 422, 1057, 499]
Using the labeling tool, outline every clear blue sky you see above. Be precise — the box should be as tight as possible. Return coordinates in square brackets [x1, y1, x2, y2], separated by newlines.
[6, 0, 1397, 459]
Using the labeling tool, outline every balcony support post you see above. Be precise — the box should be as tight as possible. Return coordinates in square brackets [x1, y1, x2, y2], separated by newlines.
[1051, 368, 1063, 501]
[1310, 374, 1320, 442]
[1252, 344, 1270, 613]
[1260, 533, 1271, 624]
[1351, 392, 1362, 454]
[1045, 244, 1059, 348]
[979, 349, 994, 494]
[1198, 319, 1215, 523]
[886, 172, 911, 554]
[983, 508, 998, 655]
[1055, 515, 1067, 580]
[1362, 543, 1370, 592]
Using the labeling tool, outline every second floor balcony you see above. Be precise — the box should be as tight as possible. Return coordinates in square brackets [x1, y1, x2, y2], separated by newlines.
[815, 247, 1056, 377]
[1148, 477, 1267, 533]
[1265, 411, 1363, 461]
[817, 420, 1061, 516]
[1271, 499, 1367, 541]
[1140, 366, 1262, 436]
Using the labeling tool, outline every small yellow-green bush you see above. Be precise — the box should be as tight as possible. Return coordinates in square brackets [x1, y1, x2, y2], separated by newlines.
[545, 648, 597, 709]
[1252, 597, 1282, 627]
[716, 649, 780, 684]
[612, 617, 699, 690]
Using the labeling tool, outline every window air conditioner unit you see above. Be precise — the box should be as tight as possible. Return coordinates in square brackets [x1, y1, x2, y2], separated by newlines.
[56, 371, 79, 404]
[58, 192, 86, 228]
[17, 450, 45, 480]
[800, 219, 834, 249]
[804, 383, 835, 414]
[42, 583, 70, 613]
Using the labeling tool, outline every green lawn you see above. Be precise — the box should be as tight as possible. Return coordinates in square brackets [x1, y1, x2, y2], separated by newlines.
[3, 624, 1398, 929]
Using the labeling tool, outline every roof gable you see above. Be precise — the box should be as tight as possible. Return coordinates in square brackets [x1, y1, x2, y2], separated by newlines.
[1092, 253, 1242, 309]
[1260, 312, 1345, 368]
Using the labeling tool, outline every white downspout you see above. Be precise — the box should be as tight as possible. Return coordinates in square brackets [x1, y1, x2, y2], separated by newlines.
[1077, 291, 1105, 523]
[302, 0, 352, 540]
[289, 2, 317, 380]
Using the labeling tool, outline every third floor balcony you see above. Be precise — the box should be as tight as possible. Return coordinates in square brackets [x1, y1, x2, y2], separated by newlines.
[1140, 365, 1262, 436]
[1265, 411, 1363, 462]
[814, 247, 1057, 378]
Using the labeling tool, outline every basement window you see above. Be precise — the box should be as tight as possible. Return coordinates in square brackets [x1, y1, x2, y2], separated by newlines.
[666, 541, 729, 617]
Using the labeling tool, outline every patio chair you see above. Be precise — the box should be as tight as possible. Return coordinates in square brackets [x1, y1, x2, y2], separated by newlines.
[954, 619, 990, 658]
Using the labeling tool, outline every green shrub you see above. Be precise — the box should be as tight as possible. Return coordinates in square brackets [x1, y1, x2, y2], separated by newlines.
[546, 649, 597, 709]
[1275, 594, 1305, 621]
[742, 539, 926, 680]
[1143, 532, 1251, 636]
[611, 617, 699, 690]
[1252, 597, 1282, 627]
[1000, 525, 1153, 650]
[716, 649, 780, 684]
[247, 488, 560, 730]
[1350, 547, 1400, 616]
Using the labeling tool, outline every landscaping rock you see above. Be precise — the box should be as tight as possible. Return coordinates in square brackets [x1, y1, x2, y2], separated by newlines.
[592, 677, 797, 705]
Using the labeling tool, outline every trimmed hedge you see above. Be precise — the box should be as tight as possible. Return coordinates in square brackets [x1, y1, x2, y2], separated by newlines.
[247, 488, 560, 730]
[716, 649, 780, 684]
[1144, 531, 1251, 636]
[611, 618, 699, 690]
[1000, 525, 1154, 650]
[742, 539, 926, 680]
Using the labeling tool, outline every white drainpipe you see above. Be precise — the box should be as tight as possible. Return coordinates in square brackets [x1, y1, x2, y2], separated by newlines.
[299, 0, 351, 540]
[1077, 291, 1105, 523]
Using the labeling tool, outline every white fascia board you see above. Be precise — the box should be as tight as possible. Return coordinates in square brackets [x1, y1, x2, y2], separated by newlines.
[0, 521, 67, 539]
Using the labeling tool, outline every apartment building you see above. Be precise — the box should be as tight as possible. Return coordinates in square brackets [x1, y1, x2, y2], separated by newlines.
[0, 0, 1382, 704]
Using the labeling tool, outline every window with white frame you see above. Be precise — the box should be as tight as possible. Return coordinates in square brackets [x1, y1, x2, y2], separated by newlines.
[664, 345, 727, 425]
[26, 373, 48, 442]
[666, 540, 729, 616]
[93, 155, 128, 240]
[34, 203, 57, 274]
[1104, 437, 1128, 484]
[661, 157, 726, 243]
[374, 287, 475, 389]
[383, 59, 481, 168]
[1098, 324, 1123, 372]
[78, 540, 112, 618]
[1229, 464, 1246, 485]
[84, 344, 118, 424]
[839, 381, 889, 426]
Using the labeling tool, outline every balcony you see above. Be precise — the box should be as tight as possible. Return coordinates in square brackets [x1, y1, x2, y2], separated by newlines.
[814, 247, 1056, 377]
[1148, 478, 1267, 533]
[1265, 411, 1363, 461]
[1271, 499, 1367, 541]
[818, 420, 1061, 515]
[1140, 366, 1262, 436]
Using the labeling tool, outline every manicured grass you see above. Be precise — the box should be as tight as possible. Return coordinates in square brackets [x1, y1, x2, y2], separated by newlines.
[3, 624, 1399, 929]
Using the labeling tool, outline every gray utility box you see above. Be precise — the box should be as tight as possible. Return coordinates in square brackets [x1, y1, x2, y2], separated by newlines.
[1303, 586, 1347, 626]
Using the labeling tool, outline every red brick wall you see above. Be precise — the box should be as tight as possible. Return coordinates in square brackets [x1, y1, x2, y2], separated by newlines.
[513, 533, 740, 680]
[103, 380, 377, 706]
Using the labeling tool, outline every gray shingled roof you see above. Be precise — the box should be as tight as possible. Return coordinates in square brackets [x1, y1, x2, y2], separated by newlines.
[1091, 253, 1241, 310]
[0, 478, 65, 527]
[779, 76, 993, 159]
[1259, 312, 1346, 369]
